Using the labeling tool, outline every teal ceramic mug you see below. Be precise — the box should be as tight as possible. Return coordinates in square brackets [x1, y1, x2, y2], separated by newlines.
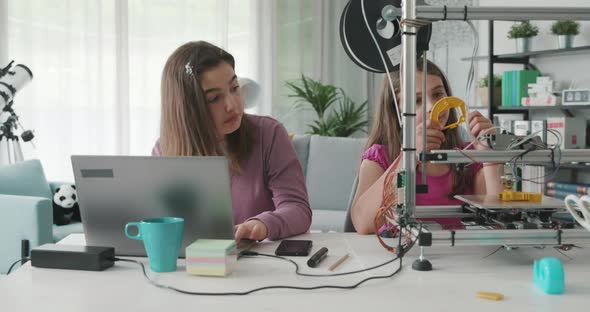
[125, 217, 184, 272]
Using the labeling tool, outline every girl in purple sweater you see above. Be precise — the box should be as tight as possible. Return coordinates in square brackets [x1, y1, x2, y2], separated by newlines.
[351, 59, 504, 234]
[152, 41, 311, 242]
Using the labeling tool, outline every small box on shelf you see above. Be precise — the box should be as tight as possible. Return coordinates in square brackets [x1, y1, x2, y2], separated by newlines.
[513, 120, 530, 136]
[531, 120, 548, 143]
[521, 76, 560, 107]
[495, 119, 547, 143]
[547, 116, 586, 149]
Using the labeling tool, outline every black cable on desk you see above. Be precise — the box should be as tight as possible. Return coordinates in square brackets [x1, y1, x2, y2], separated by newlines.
[241, 225, 420, 278]
[6, 257, 30, 275]
[239, 250, 401, 277]
[115, 256, 403, 296]
[115, 231, 417, 296]
[115, 257, 402, 296]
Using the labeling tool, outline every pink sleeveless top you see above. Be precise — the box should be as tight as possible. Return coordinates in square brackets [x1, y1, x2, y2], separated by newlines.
[362, 144, 483, 230]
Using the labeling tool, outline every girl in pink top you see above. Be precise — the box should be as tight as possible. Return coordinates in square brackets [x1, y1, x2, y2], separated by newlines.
[351, 59, 504, 234]
[153, 41, 311, 242]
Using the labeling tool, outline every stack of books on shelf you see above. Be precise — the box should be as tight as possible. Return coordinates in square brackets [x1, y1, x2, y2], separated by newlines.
[501, 70, 540, 107]
[521, 165, 545, 194]
[546, 182, 590, 200]
[521, 76, 559, 107]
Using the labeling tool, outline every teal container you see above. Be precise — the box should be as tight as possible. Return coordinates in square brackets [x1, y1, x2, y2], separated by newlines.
[125, 217, 184, 272]
[534, 257, 564, 294]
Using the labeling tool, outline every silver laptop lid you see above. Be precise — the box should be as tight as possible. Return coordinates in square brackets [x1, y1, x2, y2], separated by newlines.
[71, 155, 235, 257]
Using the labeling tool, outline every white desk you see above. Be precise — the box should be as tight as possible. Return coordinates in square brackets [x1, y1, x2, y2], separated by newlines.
[1, 233, 589, 312]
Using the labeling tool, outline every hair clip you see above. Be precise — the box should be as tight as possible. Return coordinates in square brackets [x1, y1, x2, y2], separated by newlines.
[184, 62, 193, 75]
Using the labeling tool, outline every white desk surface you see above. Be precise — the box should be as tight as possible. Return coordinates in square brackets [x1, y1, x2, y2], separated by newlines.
[1, 232, 589, 312]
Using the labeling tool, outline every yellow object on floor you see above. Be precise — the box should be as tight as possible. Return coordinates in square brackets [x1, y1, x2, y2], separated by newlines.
[498, 190, 542, 202]
[476, 291, 504, 301]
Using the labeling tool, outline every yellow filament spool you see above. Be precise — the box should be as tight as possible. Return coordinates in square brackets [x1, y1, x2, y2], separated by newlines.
[430, 96, 466, 130]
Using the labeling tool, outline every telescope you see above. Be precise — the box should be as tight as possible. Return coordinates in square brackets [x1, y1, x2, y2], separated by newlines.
[0, 61, 33, 111]
[0, 61, 34, 165]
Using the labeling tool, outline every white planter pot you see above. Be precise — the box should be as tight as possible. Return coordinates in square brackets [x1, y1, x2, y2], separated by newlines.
[478, 87, 502, 107]
[516, 37, 532, 53]
[557, 35, 574, 49]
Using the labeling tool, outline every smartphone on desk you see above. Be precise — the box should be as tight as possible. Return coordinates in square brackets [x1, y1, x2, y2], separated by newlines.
[275, 240, 312, 256]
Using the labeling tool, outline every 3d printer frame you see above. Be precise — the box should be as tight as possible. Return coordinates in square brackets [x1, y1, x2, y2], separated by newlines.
[385, 3, 590, 248]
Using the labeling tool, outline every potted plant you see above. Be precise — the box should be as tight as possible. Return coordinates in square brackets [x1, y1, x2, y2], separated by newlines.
[508, 21, 539, 53]
[286, 74, 368, 137]
[478, 74, 502, 107]
[551, 20, 579, 49]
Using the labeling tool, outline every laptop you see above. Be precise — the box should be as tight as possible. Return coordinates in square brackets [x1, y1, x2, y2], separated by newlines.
[71, 155, 237, 257]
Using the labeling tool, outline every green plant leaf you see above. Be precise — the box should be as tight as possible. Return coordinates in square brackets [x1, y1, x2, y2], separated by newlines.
[286, 74, 339, 120]
[551, 20, 579, 36]
[286, 75, 368, 137]
[307, 118, 338, 136]
[331, 91, 368, 137]
[507, 21, 539, 39]
[479, 74, 502, 88]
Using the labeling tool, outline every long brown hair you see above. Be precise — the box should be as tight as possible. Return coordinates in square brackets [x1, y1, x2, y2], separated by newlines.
[159, 41, 253, 169]
[366, 58, 469, 197]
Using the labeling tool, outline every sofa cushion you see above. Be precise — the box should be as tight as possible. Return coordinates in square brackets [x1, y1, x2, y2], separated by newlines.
[306, 135, 366, 212]
[311, 210, 346, 232]
[0, 159, 52, 200]
[292, 134, 311, 177]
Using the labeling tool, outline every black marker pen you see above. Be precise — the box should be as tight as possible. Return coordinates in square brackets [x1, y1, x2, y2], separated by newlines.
[307, 247, 328, 268]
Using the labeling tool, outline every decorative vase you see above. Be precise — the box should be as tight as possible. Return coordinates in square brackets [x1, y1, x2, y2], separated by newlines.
[557, 35, 574, 49]
[516, 37, 532, 53]
[478, 87, 502, 107]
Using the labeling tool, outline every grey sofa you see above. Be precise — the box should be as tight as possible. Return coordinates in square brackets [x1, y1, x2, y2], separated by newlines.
[292, 135, 366, 232]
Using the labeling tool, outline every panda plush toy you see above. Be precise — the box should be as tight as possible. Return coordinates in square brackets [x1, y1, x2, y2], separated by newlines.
[52, 184, 82, 225]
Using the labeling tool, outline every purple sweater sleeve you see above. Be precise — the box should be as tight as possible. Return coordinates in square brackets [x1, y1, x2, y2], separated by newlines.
[251, 122, 312, 240]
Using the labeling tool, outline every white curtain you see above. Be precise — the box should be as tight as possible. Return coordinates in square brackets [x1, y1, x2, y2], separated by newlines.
[3, 0, 372, 181]
[0, 0, 7, 64]
[272, 0, 374, 135]
[6, 0, 120, 182]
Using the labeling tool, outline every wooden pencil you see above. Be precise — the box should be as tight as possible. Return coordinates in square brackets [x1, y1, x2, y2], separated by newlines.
[328, 254, 350, 271]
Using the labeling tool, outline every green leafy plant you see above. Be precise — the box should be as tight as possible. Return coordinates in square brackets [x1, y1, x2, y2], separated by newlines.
[331, 93, 369, 137]
[508, 21, 539, 39]
[479, 74, 502, 88]
[551, 20, 580, 35]
[308, 115, 339, 137]
[285, 74, 339, 120]
[286, 75, 368, 137]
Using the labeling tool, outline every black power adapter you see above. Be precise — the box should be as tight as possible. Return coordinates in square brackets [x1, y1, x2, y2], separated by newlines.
[31, 244, 115, 271]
